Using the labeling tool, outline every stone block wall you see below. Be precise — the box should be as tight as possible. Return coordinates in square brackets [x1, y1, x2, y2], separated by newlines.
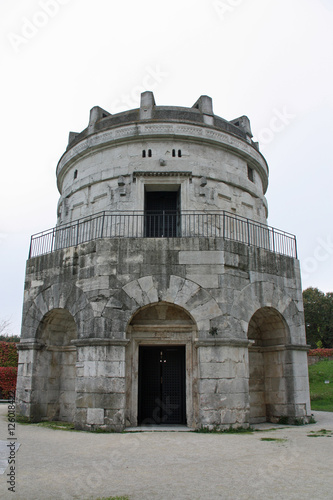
[75, 344, 126, 431]
[17, 236, 311, 430]
[198, 344, 250, 428]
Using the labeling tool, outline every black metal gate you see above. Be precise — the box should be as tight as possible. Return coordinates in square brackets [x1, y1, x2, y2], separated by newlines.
[138, 346, 186, 425]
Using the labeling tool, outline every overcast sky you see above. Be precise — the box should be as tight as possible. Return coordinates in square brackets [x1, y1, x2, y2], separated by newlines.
[0, 0, 332, 335]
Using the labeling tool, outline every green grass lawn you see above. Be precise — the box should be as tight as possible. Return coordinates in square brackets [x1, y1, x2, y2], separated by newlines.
[309, 359, 333, 412]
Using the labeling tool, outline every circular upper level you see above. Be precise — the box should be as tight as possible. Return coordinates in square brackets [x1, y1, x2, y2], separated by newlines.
[56, 92, 269, 225]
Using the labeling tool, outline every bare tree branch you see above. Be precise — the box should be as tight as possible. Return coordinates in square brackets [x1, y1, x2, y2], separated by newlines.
[0, 319, 12, 336]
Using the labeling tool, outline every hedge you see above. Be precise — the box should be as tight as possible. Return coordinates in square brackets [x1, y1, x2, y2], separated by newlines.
[0, 342, 18, 398]
[0, 341, 18, 367]
[0, 367, 17, 398]
[308, 348, 333, 358]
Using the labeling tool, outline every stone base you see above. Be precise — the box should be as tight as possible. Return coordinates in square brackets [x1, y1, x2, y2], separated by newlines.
[17, 237, 311, 432]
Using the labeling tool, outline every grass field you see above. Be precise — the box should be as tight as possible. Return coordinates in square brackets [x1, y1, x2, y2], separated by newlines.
[309, 360, 333, 412]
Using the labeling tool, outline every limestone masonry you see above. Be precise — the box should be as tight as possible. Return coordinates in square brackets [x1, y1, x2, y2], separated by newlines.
[16, 92, 311, 430]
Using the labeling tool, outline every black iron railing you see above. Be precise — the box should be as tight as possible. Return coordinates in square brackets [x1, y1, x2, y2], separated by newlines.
[28, 211, 297, 259]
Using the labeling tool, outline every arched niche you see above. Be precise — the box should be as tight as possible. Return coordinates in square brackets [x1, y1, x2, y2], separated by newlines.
[33, 308, 77, 422]
[248, 307, 289, 423]
[129, 302, 196, 329]
[125, 302, 198, 429]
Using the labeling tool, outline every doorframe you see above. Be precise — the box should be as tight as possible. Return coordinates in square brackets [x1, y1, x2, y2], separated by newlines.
[125, 326, 198, 428]
[133, 173, 191, 212]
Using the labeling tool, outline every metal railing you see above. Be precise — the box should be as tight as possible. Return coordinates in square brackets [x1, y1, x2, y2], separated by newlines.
[29, 211, 297, 259]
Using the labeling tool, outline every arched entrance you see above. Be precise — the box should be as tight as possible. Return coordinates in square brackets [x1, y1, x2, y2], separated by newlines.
[125, 302, 198, 427]
[248, 307, 289, 423]
[33, 308, 77, 422]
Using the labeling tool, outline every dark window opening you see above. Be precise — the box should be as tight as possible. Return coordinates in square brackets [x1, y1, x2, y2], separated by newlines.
[74, 170, 78, 180]
[178, 149, 182, 157]
[142, 150, 146, 158]
[102, 113, 108, 118]
[144, 189, 180, 237]
[234, 121, 240, 126]
[247, 165, 254, 183]
[172, 149, 176, 157]
[148, 149, 152, 157]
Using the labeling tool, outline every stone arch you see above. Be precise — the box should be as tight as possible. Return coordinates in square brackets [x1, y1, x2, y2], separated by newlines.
[21, 282, 92, 341]
[247, 306, 290, 423]
[128, 301, 196, 330]
[231, 280, 299, 342]
[122, 274, 222, 333]
[248, 307, 289, 346]
[125, 301, 199, 428]
[32, 308, 77, 422]
[36, 308, 77, 345]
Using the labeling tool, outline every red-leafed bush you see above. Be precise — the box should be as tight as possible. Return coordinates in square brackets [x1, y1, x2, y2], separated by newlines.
[0, 342, 18, 398]
[308, 348, 333, 357]
[0, 367, 17, 398]
[0, 341, 18, 367]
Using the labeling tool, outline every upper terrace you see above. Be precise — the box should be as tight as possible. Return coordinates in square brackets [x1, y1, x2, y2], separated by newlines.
[29, 210, 297, 259]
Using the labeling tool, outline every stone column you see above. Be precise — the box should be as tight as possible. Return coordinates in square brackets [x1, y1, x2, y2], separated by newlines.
[285, 345, 312, 421]
[16, 342, 43, 421]
[196, 340, 251, 429]
[73, 339, 129, 431]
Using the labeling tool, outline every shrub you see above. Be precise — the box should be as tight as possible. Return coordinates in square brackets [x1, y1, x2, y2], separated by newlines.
[0, 367, 18, 398]
[0, 341, 18, 367]
[308, 348, 333, 358]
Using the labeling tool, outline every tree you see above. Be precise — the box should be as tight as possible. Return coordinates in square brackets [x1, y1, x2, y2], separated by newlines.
[0, 319, 20, 342]
[0, 319, 11, 336]
[303, 287, 333, 348]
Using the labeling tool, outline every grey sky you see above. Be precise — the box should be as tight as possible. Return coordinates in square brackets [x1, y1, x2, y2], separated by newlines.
[1, 0, 332, 335]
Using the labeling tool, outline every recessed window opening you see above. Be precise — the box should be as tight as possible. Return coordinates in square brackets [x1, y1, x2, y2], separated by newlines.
[142, 150, 146, 158]
[144, 188, 180, 237]
[247, 165, 254, 183]
[172, 149, 181, 157]
[73, 170, 78, 180]
[148, 149, 152, 157]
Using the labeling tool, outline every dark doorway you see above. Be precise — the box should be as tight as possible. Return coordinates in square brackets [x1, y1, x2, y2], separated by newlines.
[138, 345, 186, 425]
[144, 190, 180, 237]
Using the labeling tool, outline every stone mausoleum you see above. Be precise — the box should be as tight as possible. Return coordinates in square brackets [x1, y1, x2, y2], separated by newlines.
[16, 91, 311, 430]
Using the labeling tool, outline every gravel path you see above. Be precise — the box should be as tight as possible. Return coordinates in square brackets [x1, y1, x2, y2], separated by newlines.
[0, 404, 332, 500]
